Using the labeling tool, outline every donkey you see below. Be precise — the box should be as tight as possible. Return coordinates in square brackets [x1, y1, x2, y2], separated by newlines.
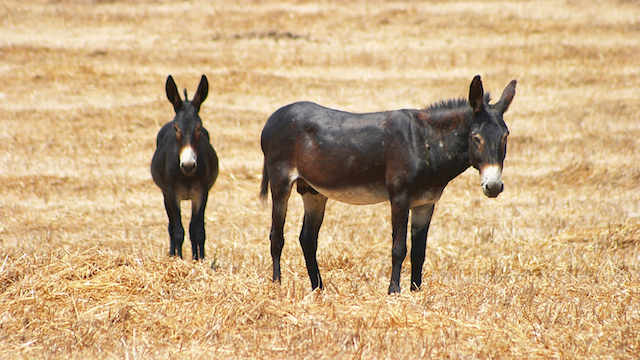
[260, 75, 516, 293]
[151, 75, 219, 260]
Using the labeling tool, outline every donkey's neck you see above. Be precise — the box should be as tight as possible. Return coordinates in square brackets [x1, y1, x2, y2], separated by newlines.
[418, 108, 474, 184]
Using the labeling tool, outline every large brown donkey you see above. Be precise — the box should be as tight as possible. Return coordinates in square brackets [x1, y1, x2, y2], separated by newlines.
[151, 75, 219, 260]
[260, 75, 516, 293]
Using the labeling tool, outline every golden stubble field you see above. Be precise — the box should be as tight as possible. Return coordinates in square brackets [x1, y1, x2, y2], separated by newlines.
[1, 0, 639, 358]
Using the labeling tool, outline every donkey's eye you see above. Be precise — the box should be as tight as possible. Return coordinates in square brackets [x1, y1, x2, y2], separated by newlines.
[472, 134, 483, 146]
[173, 124, 181, 133]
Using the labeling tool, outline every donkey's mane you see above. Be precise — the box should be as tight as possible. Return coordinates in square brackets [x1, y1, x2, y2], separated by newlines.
[424, 93, 491, 112]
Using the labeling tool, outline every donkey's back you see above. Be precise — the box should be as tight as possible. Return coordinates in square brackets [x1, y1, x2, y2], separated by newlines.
[261, 101, 407, 205]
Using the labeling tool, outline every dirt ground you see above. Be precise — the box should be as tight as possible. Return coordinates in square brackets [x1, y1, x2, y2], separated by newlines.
[1, 0, 639, 358]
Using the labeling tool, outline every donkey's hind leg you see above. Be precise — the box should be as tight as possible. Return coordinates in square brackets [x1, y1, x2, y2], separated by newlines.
[189, 192, 208, 261]
[298, 180, 328, 290]
[269, 170, 294, 284]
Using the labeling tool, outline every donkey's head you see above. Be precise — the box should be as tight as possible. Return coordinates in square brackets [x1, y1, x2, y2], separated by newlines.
[468, 76, 516, 198]
[166, 75, 209, 176]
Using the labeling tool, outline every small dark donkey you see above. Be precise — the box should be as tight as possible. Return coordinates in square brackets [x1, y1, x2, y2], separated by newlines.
[260, 75, 516, 293]
[151, 75, 219, 260]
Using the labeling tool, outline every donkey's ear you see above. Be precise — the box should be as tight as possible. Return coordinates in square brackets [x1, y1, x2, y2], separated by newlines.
[192, 75, 209, 111]
[496, 80, 517, 113]
[469, 75, 484, 114]
[166, 75, 182, 112]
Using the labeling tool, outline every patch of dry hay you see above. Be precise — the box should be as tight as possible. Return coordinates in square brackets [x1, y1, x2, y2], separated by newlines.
[1, 0, 640, 358]
[2, 246, 639, 358]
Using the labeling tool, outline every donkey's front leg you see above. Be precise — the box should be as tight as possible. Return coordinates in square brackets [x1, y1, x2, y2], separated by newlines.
[189, 192, 208, 260]
[163, 192, 184, 258]
[410, 204, 435, 291]
[389, 197, 410, 294]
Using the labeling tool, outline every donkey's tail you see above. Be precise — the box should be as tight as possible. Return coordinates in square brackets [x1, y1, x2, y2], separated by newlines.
[259, 158, 269, 204]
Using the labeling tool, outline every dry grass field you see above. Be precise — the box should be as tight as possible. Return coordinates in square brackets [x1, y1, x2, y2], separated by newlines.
[1, 0, 639, 358]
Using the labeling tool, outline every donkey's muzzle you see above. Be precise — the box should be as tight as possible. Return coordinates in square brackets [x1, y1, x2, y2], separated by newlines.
[181, 161, 196, 175]
[480, 165, 504, 198]
[482, 181, 504, 198]
[179, 147, 197, 175]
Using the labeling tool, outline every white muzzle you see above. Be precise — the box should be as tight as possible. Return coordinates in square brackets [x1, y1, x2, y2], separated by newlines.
[480, 165, 504, 198]
[179, 146, 197, 175]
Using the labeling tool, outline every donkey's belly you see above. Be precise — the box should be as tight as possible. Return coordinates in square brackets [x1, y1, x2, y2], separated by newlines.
[174, 183, 204, 202]
[308, 184, 445, 207]
[308, 182, 389, 205]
